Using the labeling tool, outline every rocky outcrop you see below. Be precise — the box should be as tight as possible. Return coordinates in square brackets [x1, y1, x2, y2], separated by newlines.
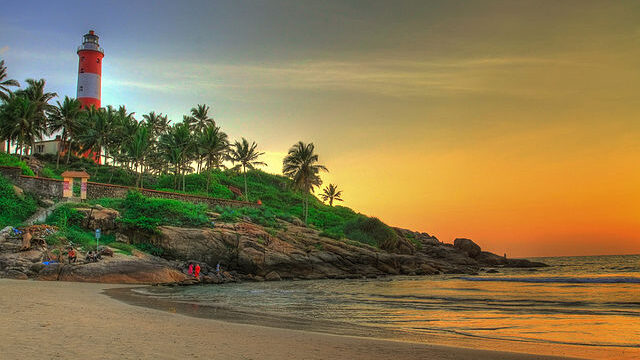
[151, 222, 442, 280]
[0, 227, 188, 284]
[0, 208, 546, 284]
[144, 220, 543, 281]
[36, 253, 188, 284]
[76, 206, 120, 231]
[454, 238, 482, 258]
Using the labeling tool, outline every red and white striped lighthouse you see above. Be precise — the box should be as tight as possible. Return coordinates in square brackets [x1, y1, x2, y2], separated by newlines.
[76, 30, 104, 109]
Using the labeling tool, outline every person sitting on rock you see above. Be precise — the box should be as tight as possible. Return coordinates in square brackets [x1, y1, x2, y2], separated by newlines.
[86, 251, 95, 263]
[68, 248, 77, 264]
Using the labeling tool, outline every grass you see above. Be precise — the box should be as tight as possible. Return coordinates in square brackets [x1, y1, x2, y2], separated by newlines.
[0, 174, 38, 228]
[0, 152, 35, 176]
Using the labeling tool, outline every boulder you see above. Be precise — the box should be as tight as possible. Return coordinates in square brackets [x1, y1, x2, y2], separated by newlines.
[76, 208, 120, 231]
[265, 271, 281, 281]
[453, 238, 482, 258]
[37, 253, 188, 284]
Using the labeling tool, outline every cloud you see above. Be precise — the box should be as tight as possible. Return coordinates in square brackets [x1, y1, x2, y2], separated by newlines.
[102, 55, 586, 100]
[0, 46, 8, 55]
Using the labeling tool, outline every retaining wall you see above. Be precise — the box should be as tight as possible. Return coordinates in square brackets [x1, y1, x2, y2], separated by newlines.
[0, 166, 257, 208]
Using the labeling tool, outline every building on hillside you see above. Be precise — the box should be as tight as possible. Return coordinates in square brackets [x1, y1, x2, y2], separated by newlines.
[32, 137, 62, 156]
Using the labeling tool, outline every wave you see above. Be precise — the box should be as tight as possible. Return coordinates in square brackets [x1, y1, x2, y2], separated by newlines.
[459, 276, 640, 284]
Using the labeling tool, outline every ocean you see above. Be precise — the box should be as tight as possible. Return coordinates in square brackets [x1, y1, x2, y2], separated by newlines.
[114, 254, 640, 359]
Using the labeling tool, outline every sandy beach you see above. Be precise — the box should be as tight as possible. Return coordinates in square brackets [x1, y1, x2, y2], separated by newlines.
[0, 279, 582, 360]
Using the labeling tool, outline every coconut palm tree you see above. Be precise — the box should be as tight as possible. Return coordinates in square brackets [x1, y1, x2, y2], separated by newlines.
[198, 125, 229, 192]
[190, 104, 214, 131]
[228, 138, 265, 201]
[75, 107, 112, 175]
[47, 96, 81, 169]
[282, 141, 327, 224]
[0, 95, 40, 158]
[320, 184, 343, 207]
[160, 121, 194, 190]
[142, 111, 169, 137]
[18, 79, 57, 151]
[126, 123, 152, 188]
[0, 59, 20, 103]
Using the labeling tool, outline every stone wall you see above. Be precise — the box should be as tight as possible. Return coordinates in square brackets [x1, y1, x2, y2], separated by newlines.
[0, 166, 64, 200]
[1, 166, 258, 209]
[0, 166, 22, 182]
[18, 176, 64, 200]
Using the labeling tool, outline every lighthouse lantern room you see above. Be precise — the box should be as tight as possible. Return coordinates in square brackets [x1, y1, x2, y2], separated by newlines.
[76, 30, 104, 109]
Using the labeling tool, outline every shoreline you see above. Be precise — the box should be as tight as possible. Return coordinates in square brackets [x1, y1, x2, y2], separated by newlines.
[0, 279, 586, 360]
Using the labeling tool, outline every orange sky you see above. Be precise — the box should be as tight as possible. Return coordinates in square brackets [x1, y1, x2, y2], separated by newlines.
[4, 0, 640, 256]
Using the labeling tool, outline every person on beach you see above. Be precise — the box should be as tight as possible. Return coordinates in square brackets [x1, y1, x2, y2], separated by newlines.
[68, 248, 77, 264]
[188, 263, 194, 275]
[216, 262, 220, 274]
[194, 264, 201, 278]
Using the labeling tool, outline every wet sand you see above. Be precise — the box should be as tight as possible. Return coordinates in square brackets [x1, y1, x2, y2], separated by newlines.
[0, 279, 581, 360]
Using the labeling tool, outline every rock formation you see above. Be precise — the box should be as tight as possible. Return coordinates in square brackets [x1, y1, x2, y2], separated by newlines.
[0, 209, 546, 284]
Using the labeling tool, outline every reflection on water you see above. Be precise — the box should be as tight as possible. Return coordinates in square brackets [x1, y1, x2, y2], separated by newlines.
[114, 255, 640, 359]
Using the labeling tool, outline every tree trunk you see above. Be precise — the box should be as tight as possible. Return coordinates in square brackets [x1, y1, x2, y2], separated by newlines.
[243, 165, 248, 201]
[65, 141, 72, 164]
[304, 193, 309, 224]
[56, 131, 65, 170]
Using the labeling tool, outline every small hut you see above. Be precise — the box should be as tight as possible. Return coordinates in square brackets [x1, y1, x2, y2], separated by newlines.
[61, 171, 90, 200]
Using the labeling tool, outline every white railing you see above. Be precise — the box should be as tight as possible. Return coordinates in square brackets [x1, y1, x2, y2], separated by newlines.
[77, 44, 104, 54]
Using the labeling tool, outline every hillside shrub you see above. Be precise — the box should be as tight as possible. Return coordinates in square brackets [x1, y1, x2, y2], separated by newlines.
[0, 153, 35, 176]
[117, 191, 209, 232]
[343, 215, 399, 250]
[0, 175, 38, 227]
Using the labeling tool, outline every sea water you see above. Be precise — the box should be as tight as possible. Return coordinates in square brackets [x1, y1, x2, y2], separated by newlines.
[123, 255, 640, 359]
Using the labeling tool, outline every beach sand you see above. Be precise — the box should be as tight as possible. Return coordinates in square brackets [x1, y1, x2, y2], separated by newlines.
[0, 279, 579, 360]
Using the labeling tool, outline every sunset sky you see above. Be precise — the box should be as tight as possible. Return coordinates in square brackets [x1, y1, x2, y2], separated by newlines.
[2, 0, 639, 257]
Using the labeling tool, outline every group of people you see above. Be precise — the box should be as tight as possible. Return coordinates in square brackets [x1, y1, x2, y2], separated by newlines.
[85, 250, 102, 263]
[188, 262, 222, 278]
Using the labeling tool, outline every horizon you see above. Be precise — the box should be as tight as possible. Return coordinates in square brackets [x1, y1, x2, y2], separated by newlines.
[2, 0, 639, 257]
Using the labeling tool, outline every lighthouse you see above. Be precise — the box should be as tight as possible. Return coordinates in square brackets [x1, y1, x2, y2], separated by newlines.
[76, 30, 104, 109]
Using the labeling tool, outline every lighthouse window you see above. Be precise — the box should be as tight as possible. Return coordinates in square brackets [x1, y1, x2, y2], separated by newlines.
[79, 86, 83, 92]
[97, 58, 100, 63]
[80, 68, 84, 73]
[81, 56, 85, 61]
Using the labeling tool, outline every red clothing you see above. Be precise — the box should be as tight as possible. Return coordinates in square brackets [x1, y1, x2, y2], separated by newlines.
[194, 265, 201, 278]
[188, 264, 194, 275]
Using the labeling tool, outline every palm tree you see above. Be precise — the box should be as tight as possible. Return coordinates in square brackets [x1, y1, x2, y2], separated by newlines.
[142, 111, 169, 137]
[228, 138, 266, 201]
[159, 122, 194, 190]
[75, 107, 112, 175]
[16, 78, 57, 155]
[198, 125, 229, 192]
[190, 104, 214, 131]
[126, 123, 152, 188]
[320, 184, 343, 207]
[282, 141, 327, 224]
[0, 95, 40, 158]
[47, 96, 81, 169]
[0, 59, 20, 102]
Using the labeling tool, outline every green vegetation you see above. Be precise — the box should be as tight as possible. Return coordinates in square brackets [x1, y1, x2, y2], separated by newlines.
[45, 204, 115, 251]
[343, 216, 399, 250]
[0, 174, 38, 227]
[0, 152, 35, 176]
[106, 191, 209, 233]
